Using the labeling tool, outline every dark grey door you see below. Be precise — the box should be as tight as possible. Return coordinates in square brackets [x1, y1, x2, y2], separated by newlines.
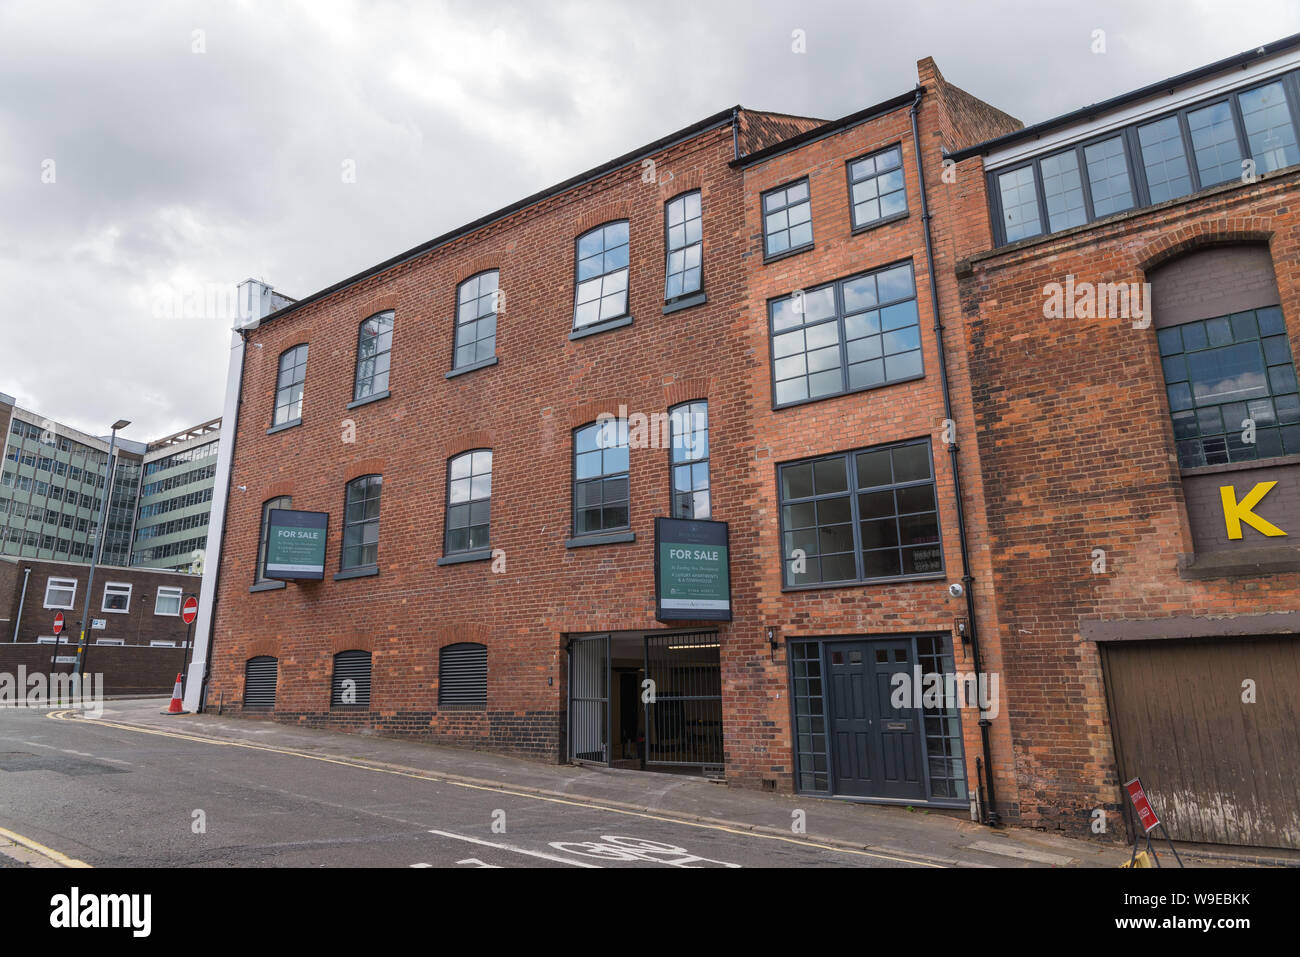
[827, 640, 925, 800]
[568, 634, 609, 765]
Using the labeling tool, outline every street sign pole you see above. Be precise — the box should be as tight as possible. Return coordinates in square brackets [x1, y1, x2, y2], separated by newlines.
[181, 594, 198, 676]
[47, 612, 66, 684]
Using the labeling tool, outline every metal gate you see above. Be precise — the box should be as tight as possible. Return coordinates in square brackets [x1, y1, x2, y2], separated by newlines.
[568, 634, 610, 765]
[1102, 635, 1300, 849]
[644, 631, 722, 768]
[244, 656, 278, 709]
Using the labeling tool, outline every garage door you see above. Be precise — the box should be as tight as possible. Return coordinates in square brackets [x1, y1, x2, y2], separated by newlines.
[1101, 635, 1300, 850]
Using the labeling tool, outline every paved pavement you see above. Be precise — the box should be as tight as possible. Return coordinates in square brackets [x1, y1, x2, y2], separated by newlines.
[0, 699, 1142, 868]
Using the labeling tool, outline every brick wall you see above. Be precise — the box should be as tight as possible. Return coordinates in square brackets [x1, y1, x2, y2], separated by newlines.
[0, 642, 186, 695]
[954, 167, 1300, 835]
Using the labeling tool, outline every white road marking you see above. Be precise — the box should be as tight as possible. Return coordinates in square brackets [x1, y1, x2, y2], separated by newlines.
[427, 829, 600, 868]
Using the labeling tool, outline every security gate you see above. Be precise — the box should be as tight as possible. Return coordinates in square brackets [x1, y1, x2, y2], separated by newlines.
[644, 631, 722, 768]
[568, 634, 610, 765]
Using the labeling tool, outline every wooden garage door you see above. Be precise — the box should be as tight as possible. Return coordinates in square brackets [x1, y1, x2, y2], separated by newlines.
[1101, 635, 1300, 850]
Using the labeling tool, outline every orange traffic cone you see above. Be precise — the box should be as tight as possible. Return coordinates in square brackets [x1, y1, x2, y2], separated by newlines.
[163, 673, 187, 715]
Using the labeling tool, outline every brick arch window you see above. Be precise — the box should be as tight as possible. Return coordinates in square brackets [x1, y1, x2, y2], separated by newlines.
[664, 190, 703, 304]
[1151, 245, 1299, 467]
[341, 474, 382, 571]
[445, 449, 491, 555]
[273, 344, 308, 427]
[454, 271, 499, 371]
[573, 221, 629, 330]
[255, 495, 292, 583]
[330, 649, 372, 708]
[439, 642, 487, 707]
[668, 400, 710, 519]
[353, 311, 394, 402]
[573, 418, 629, 535]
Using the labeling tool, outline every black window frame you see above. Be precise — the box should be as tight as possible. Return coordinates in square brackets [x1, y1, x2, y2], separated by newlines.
[776, 438, 944, 590]
[1157, 305, 1300, 469]
[438, 642, 487, 708]
[572, 220, 631, 334]
[668, 400, 710, 520]
[988, 69, 1300, 247]
[452, 270, 500, 372]
[572, 418, 631, 538]
[663, 190, 704, 307]
[352, 310, 394, 403]
[271, 343, 309, 428]
[760, 177, 813, 261]
[845, 143, 909, 232]
[768, 259, 924, 410]
[255, 494, 292, 584]
[444, 448, 492, 556]
[340, 474, 382, 572]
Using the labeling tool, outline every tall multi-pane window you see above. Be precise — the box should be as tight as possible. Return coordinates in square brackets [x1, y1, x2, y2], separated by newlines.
[1083, 136, 1134, 217]
[255, 495, 291, 582]
[778, 439, 942, 587]
[353, 311, 393, 401]
[664, 192, 703, 303]
[770, 261, 921, 407]
[573, 419, 629, 535]
[454, 271, 498, 369]
[445, 450, 492, 554]
[341, 475, 382, 570]
[1239, 81, 1300, 174]
[1038, 150, 1087, 232]
[847, 145, 907, 229]
[273, 344, 308, 426]
[996, 165, 1042, 242]
[1137, 116, 1194, 203]
[1158, 306, 1300, 467]
[762, 179, 812, 257]
[573, 222, 629, 330]
[669, 401, 710, 519]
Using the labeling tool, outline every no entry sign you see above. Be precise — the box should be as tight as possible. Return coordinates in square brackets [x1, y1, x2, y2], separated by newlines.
[181, 597, 199, 625]
[1125, 777, 1160, 833]
[52, 612, 64, 635]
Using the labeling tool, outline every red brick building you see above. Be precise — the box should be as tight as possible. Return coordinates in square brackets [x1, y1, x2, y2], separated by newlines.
[946, 36, 1300, 851]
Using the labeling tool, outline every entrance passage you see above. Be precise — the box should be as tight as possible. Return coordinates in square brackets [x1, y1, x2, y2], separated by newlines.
[790, 634, 968, 805]
[1102, 635, 1300, 850]
[567, 630, 722, 774]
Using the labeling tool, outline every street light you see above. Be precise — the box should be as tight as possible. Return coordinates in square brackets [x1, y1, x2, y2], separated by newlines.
[74, 418, 130, 680]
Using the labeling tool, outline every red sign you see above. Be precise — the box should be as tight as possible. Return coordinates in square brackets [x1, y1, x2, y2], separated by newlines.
[181, 597, 199, 625]
[52, 612, 64, 636]
[1125, 777, 1160, 833]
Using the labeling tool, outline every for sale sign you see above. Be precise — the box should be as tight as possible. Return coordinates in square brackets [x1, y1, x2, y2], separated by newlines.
[264, 509, 329, 581]
[1125, 777, 1160, 833]
[654, 517, 731, 622]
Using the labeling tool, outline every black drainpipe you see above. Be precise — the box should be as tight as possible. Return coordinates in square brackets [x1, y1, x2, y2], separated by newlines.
[909, 85, 1000, 826]
[732, 105, 741, 161]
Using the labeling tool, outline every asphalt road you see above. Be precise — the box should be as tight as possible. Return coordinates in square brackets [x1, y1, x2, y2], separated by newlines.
[0, 706, 932, 868]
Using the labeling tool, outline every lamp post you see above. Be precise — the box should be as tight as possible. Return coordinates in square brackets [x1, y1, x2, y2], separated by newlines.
[74, 418, 130, 680]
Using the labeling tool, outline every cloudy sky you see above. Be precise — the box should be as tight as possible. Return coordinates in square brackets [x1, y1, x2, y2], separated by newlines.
[2, 0, 1297, 441]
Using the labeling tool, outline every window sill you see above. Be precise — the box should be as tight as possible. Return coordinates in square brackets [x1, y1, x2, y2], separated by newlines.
[437, 549, 492, 566]
[347, 390, 390, 410]
[781, 571, 945, 593]
[1180, 452, 1300, 477]
[249, 581, 286, 593]
[446, 356, 499, 380]
[1178, 546, 1300, 580]
[663, 292, 707, 315]
[772, 371, 926, 411]
[267, 419, 302, 436]
[566, 531, 636, 549]
[333, 565, 379, 581]
[568, 315, 633, 341]
[763, 243, 815, 266]
[851, 210, 909, 236]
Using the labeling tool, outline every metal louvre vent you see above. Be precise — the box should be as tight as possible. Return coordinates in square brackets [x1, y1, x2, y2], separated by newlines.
[438, 643, 487, 707]
[330, 650, 372, 708]
[244, 656, 278, 709]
